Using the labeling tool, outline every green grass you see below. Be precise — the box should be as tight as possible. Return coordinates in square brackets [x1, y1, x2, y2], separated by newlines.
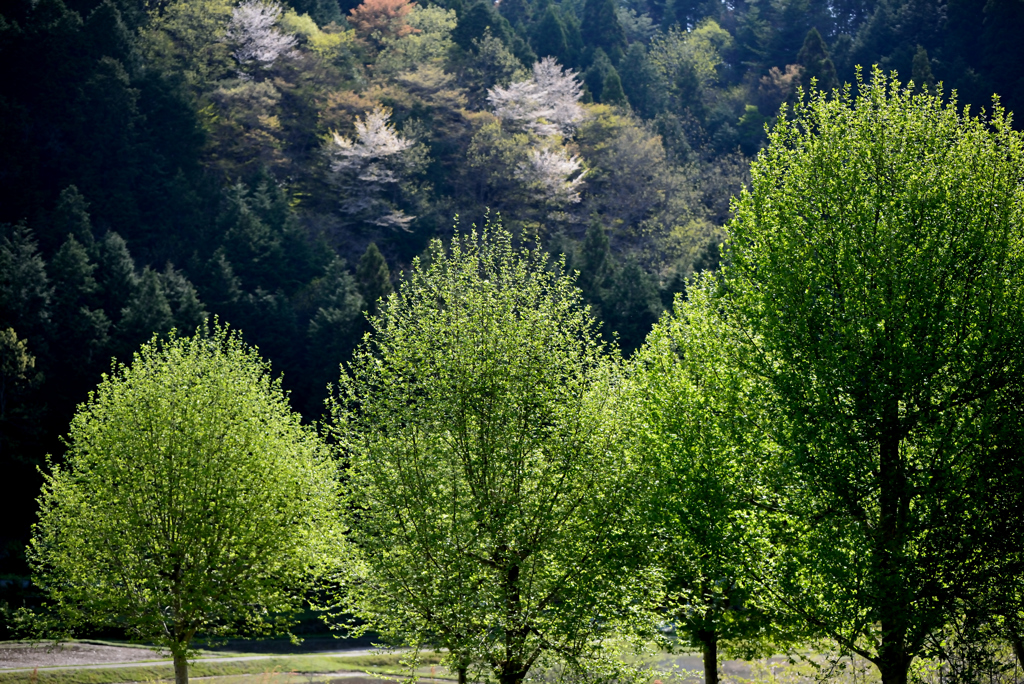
[0, 651, 451, 684]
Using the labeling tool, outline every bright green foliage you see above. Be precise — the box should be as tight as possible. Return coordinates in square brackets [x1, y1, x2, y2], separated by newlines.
[724, 69, 1024, 684]
[627, 280, 790, 684]
[334, 224, 656, 684]
[30, 324, 342, 684]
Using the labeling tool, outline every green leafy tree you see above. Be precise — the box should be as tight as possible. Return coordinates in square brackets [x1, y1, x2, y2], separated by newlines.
[30, 323, 342, 684]
[627, 281, 794, 684]
[334, 224, 656, 684]
[723, 69, 1024, 684]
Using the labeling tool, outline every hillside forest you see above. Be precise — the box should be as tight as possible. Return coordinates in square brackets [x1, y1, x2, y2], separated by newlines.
[1, 0, 1024, 628]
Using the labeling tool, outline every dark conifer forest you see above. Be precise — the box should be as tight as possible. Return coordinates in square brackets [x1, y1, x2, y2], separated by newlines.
[1, 0, 1023, 626]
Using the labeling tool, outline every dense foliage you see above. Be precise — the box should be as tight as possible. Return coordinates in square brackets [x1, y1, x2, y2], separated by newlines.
[29, 324, 342, 684]
[2, 0, 1023, 667]
[721, 70, 1024, 684]
[334, 225, 656, 684]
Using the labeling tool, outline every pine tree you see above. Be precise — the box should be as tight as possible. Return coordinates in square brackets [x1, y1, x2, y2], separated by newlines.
[531, 6, 570, 65]
[116, 267, 174, 357]
[355, 243, 392, 316]
[912, 44, 935, 93]
[584, 48, 613, 102]
[576, 219, 613, 320]
[85, 0, 139, 75]
[47, 235, 111, 412]
[797, 27, 838, 93]
[619, 43, 663, 118]
[580, 0, 625, 64]
[452, 0, 513, 52]
[0, 223, 52, 347]
[92, 231, 138, 328]
[306, 257, 364, 412]
[604, 256, 661, 355]
[498, 0, 531, 29]
[160, 264, 208, 334]
[601, 64, 626, 104]
[51, 186, 94, 250]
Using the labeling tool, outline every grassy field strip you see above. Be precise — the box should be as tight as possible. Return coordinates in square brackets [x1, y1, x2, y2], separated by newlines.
[0, 653, 454, 684]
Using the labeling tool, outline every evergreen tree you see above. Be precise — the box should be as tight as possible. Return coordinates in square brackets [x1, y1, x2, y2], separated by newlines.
[92, 231, 138, 327]
[604, 256, 660, 355]
[576, 219, 613, 320]
[355, 242, 392, 316]
[289, 0, 344, 26]
[73, 56, 142, 234]
[160, 264, 208, 334]
[911, 44, 935, 92]
[584, 47, 614, 101]
[116, 266, 174, 357]
[306, 257, 363, 412]
[452, 0, 514, 52]
[562, 12, 585, 68]
[531, 5, 570, 65]
[797, 27, 839, 93]
[601, 64, 626, 104]
[200, 250, 244, 315]
[49, 235, 110, 368]
[0, 223, 52, 347]
[218, 181, 284, 291]
[580, 0, 625, 63]
[497, 0, 531, 29]
[0, 326, 43, 462]
[50, 186, 94, 251]
[619, 42, 663, 118]
[84, 0, 139, 75]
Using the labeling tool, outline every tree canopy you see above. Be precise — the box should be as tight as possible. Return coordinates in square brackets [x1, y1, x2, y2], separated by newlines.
[29, 323, 342, 684]
[722, 68, 1024, 684]
[334, 223, 656, 684]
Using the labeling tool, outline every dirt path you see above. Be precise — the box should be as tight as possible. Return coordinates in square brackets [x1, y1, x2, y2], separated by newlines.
[0, 642, 378, 674]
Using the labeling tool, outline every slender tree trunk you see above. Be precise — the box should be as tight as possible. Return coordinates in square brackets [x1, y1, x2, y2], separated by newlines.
[1006, 621, 1024, 669]
[701, 631, 719, 684]
[458, 667, 467, 684]
[173, 649, 189, 684]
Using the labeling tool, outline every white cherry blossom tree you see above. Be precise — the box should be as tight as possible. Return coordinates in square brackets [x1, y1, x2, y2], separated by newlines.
[225, 0, 296, 70]
[328, 106, 417, 230]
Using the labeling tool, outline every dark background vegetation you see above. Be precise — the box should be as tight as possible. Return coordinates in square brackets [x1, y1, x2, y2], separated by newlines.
[1, 0, 1022, 634]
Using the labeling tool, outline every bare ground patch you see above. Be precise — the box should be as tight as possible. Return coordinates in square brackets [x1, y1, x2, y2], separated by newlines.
[0, 641, 163, 669]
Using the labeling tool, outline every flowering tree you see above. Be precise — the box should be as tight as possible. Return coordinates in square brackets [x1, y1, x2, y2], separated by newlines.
[482, 58, 588, 210]
[327, 106, 416, 230]
[488, 57, 585, 136]
[518, 146, 586, 205]
[225, 0, 296, 70]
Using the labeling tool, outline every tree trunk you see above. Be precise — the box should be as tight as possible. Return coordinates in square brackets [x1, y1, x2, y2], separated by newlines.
[458, 666, 467, 684]
[497, 667, 529, 684]
[701, 631, 719, 684]
[173, 649, 189, 684]
[875, 427, 911, 684]
[1006, 623, 1024, 669]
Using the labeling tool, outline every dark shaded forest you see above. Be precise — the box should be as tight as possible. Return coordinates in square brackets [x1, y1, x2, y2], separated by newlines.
[1, 0, 1022, 621]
